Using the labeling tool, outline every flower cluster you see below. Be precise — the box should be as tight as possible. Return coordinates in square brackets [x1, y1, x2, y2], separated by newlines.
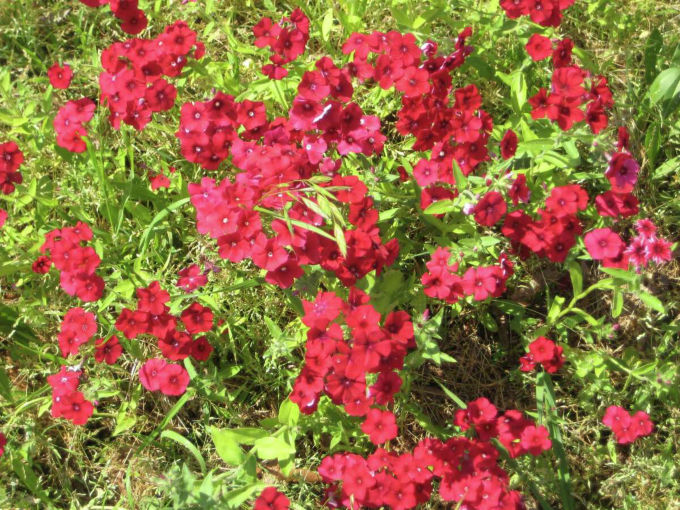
[341, 28, 490, 212]
[115, 281, 214, 396]
[319, 430, 534, 509]
[0, 141, 23, 195]
[187, 172, 397, 289]
[501, 0, 576, 27]
[48, 62, 73, 89]
[58, 307, 97, 357]
[501, 184, 587, 263]
[254, 487, 290, 510]
[78, 0, 148, 35]
[253, 8, 310, 79]
[39, 222, 105, 302]
[519, 336, 565, 373]
[54, 98, 96, 153]
[289, 288, 413, 419]
[139, 358, 190, 396]
[584, 219, 672, 270]
[99, 20, 203, 131]
[602, 405, 654, 444]
[454, 397, 552, 458]
[48, 365, 94, 425]
[527, 40, 613, 133]
[0, 140, 24, 227]
[421, 247, 513, 303]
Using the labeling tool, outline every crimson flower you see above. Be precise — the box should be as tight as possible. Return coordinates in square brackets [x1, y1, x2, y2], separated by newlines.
[254, 487, 290, 510]
[500, 129, 518, 159]
[48, 63, 73, 89]
[525, 33, 552, 61]
[361, 409, 398, 445]
[94, 336, 123, 365]
[520, 425, 552, 455]
[177, 264, 208, 292]
[473, 191, 507, 227]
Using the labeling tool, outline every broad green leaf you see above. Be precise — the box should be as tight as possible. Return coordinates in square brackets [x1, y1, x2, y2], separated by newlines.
[211, 428, 245, 466]
[649, 67, 680, 104]
[254, 436, 295, 461]
[639, 292, 665, 314]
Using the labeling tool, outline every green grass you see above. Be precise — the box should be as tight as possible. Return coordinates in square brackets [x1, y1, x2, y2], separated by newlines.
[1, 0, 680, 508]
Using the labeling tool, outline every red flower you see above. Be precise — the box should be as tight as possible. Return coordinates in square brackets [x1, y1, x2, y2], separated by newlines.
[370, 372, 403, 406]
[0, 141, 24, 194]
[191, 336, 213, 361]
[361, 409, 398, 445]
[529, 88, 550, 119]
[525, 33, 552, 61]
[602, 405, 654, 444]
[552, 38, 573, 67]
[32, 255, 52, 273]
[508, 174, 530, 205]
[584, 228, 624, 261]
[500, 129, 518, 159]
[94, 336, 123, 365]
[546, 94, 584, 131]
[0, 432, 5, 457]
[139, 358, 168, 392]
[177, 264, 208, 292]
[180, 302, 214, 334]
[158, 363, 190, 396]
[606, 152, 639, 193]
[520, 425, 552, 455]
[0, 209, 6, 228]
[137, 281, 170, 315]
[56, 391, 94, 425]
[545, 184, 588, 217]
[48, 63, 73, 89]
[302, 291, 344, 330]
[254, 487, 290, 510]
[473, 191, 507, 227]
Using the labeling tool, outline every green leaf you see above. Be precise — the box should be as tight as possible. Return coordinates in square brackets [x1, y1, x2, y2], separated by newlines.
[211, 428, 245, 466]
[434, 380, 467, 409]
[452, 159, 468, 191]
[611, 288, 624, 318]
[229, 428, 269, 445]
[223, 483, 266, 509]
[278, 398, 300, 427]
[161, 430, 207, 474]
[254, 436, 295, 461]
[321, 8, 334, 41]
[567, 260, 583, 296]
[600, 267, 637, 283]
[535, 372, 575, 510]
[547, 295, 566, 325]
[423, 199, 456, 215]
[638, 291, 665, 314]
[648, 67, 680, 104]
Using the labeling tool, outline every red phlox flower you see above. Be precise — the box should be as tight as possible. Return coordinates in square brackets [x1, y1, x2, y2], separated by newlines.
[584, 228, 625, 261]
[94, 335, 123, 364]
[520, 425, 552, 455]
[48, 63, 73, 89]
[177, 264, 208, 292]
[473, 191, 507, 227]
[500, 129, 518, 159]
[525, 33, 552, 61]
[158, 363, 190, 396]
[139, 358, 167, 391]
[254, 487, 290, 510]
